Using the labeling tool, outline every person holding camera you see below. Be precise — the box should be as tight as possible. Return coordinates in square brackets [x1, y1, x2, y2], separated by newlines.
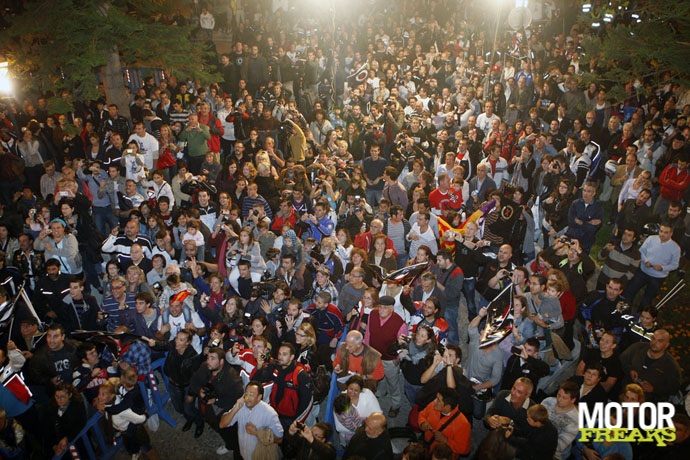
[477, 244, 516, 305]
[300, 201, 334, 243]
[418, 388, 472, 457]
[253, 342, 314, 433]
[523, 274, 564, 366]
[542, 237, 595, 305]
[500, 337, 550, 392]
[285, 420, 336, 460]
[179, 114, 211, 175]
[189, 347, 244, 456]
[565, 181, 603, 254]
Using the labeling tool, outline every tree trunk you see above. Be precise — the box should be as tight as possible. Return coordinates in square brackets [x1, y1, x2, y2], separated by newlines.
[101, 45, 130, 119]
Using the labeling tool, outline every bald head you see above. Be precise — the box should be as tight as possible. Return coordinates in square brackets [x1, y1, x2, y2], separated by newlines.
[365, 412, 387, 438]
[346, 330, 363, 344]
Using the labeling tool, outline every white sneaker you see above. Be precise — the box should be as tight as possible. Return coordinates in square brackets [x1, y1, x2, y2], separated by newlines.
[216, 446, 230, 455]
[131, 454, 141, 460]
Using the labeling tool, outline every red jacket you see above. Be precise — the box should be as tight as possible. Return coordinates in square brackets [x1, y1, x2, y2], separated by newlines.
[198, 113, 224, 153]
[271, 209, 297, 234]
[353, 231, 396, 254]
[659, 164, 690, 202]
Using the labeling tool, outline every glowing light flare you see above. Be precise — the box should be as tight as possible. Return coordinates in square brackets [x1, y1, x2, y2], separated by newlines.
[0, 61, 12, 95]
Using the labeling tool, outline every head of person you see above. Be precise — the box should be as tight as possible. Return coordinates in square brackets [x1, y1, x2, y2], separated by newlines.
[510, 377, 533, 407]
[526, 404, 549, 428]
[583, 363, 604, 387]
[434, 387, 460, 414]
[243, 380, 264, 409]
[620, 383, 645, 404]
[344, 330, 365, 355]
[557, 381, 579, 409]
[295, 322, 316, 348]
[605, 278, 624, 301]
[364, 412, 387, 439]
[46, 323, 66, 352]
[528, 273, 547, 294]
[315, 291, 332, 310]
[377, 295, 396, 319]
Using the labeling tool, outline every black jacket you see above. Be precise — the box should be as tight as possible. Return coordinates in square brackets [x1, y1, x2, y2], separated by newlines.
[342, 426, 393, 460]
[284, 431, 336, 460]
[189, 362, 243, 411]
[500, 354, 550, 391]
[161, 342, 202, 389]
[55, 293, 100, 334]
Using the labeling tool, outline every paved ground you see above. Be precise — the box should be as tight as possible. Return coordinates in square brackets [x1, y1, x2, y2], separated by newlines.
[112, 389, 491, 460]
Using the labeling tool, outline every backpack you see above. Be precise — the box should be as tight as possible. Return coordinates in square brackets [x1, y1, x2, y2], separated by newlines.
[310, 364, 331, 403]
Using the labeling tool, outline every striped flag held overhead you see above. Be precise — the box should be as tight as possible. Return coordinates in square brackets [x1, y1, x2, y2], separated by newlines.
[346, 63, 368, 87]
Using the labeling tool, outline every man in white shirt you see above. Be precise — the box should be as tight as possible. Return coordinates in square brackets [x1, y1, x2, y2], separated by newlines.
[220, 381, 283, 460]
[216, 96, 237, 155]
[479, 145, 509, 187]
[476, 101, 501, 136]
[541, 382, 579, 460]
[157, 292, 206, 353]
[407, 212, 438, 258]
[128, 122, 159, 170]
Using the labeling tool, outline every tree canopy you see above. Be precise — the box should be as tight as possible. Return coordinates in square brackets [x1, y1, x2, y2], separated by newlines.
[0, 0, 217, 110]
[581, 0, 690, 101]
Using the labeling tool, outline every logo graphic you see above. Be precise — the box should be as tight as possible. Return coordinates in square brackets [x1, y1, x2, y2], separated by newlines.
[578, 402, 676, 447]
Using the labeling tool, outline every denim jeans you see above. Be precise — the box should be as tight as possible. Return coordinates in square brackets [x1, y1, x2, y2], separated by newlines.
[168, 383, 202, 426]
[403, 379, 423, 406]
[444, 303, 459, 345]
[366, 189, 383, 207]
[93, 205, 119, 235]
[624, 269, 665, 308]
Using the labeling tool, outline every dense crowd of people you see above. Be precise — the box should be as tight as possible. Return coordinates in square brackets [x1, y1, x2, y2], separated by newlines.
[2, 1, 690, 459]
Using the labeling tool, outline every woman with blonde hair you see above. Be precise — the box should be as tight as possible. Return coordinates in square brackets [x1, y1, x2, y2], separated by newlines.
[125, 265, 153, 297]
[546, 269, 577, 348]
[295, 321, 319, 371]
[241, 162, 257, 182]
[254, 150, 279, 178]
[254, 152, 280, 209]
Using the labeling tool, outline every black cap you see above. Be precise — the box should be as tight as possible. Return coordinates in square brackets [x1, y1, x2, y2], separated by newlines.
[379, 295, 396, 306]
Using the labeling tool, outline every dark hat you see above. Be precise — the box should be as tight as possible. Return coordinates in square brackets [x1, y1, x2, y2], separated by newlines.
[672, 133, 686, 142]
[379, 295, 396, 306]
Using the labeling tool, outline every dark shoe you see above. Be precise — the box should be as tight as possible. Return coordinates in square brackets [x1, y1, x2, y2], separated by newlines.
[389, 407, 400, 418]
[182, 420, 193, 432]
[194, 423, 204, 438]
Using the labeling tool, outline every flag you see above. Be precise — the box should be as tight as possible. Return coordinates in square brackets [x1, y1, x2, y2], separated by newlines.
[1, 282, 41, 342]
[437, 215, 463, 251]
[346, 63, 368, 87]
[381, 262, 430, 285]
[437, 203, 493, 251]
[0, 300, 13, 332]
[3, 374, 33, 404]
[479, 283, 514, 348]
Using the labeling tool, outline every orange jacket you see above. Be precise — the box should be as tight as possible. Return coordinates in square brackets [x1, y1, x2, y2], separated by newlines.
[418, 403, 471, 456]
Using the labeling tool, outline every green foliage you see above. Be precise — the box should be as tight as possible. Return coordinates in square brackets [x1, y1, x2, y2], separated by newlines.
[0, 0, 218, 100]
[581, 0, 690, 101]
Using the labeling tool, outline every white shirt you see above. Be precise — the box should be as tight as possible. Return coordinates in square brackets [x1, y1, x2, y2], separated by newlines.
[158, 310, 205, 353]
[128, 133, 159, 169]
[231, 401, 283, 460]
